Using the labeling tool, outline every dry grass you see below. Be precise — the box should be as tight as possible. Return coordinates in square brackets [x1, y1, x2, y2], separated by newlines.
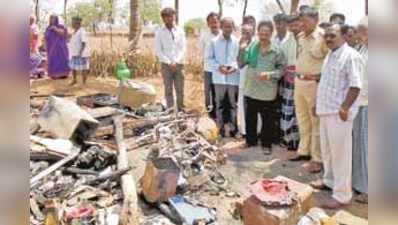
[89, 35, 203, 80]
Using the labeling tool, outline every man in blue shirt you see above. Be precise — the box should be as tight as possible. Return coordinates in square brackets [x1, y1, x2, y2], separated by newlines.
[206, 17, 240, 137]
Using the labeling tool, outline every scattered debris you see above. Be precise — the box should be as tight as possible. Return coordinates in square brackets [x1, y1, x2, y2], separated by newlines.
[118, 80, 157, 108]
[297, 208, 337, 225]
[38, 96, 99, 142]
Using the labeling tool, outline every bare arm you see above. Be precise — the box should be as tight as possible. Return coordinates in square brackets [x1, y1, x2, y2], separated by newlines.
[341, 87, 360, 111]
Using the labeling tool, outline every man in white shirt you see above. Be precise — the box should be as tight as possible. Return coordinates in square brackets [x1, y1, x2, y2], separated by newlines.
[155, 8, 187, 111]
[69, 16, 90, 85]
[199, 12, 220, 119]
[311, 24, 363, 209]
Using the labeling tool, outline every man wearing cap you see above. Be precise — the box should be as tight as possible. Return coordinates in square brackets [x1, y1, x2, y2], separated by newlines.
[289, 7, 329, 174]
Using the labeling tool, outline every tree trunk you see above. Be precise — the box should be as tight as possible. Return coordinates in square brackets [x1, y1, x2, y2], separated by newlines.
[175, 0, 179, 25]
[275, 0, 286, 14]
[242, 0, 248, 20]
[109, 0, 114, 49]
[290, 0, 300, 14]
[64, 0, 68, 24]
[113, 116, 140, 225]
[35, 0, 40, 25]
[129, 0, 141, 51]
[218, 0, 223, 18]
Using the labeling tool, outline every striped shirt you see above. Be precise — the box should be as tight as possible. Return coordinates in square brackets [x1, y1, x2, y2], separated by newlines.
[316, 43, 363, 119]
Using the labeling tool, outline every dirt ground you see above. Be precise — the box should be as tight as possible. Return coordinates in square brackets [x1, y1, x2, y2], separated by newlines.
[31, 76, 368, 224]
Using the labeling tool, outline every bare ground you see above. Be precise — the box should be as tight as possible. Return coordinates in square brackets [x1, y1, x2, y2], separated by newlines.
[31, 76, 367, 224]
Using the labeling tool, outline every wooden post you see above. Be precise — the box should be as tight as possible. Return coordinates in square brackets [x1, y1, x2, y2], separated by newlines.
[175, 0, 179, 25]
[242, 0, 248, 20]
[113, 115, 140, 225]
[275, 0, 286, 14]
[218, 0, 223, 18]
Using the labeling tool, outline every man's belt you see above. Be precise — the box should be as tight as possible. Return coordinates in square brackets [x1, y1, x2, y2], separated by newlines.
[297, 74, 320, 81]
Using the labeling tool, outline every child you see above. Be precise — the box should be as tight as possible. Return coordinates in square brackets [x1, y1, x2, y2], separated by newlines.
[69, 16, 90, 85]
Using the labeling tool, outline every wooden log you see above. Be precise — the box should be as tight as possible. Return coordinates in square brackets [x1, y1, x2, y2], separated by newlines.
[113, 115, 140, 225]
[87, 107, 120, 119]
[96, 113, 200, 137]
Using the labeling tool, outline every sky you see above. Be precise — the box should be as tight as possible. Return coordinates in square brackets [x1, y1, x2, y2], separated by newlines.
[36, 0, 366, 26]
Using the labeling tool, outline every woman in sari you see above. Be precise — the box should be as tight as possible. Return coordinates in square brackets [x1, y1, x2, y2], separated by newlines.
[45, 15, 70, 79]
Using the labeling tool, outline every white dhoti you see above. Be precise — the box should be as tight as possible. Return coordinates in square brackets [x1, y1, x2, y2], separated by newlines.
[320, 114, 353, 204]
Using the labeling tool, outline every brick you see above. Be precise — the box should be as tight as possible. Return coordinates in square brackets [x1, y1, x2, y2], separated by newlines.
[241, 176, 314, 225]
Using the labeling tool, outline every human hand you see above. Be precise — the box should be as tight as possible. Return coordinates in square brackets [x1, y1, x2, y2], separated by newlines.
[312, 106, 317, 117]
[339, 107, 348, 121]
[219, 66, 228, 75]
[170, 63, 177, 72]
[257, 72, 270, 81]
[239, 38, 249, 50]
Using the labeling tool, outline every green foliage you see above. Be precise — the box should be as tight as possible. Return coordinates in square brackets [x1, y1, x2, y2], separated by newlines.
[184, 18, 206, 35]
[67, 0, 117, 32]
[140, 0, 162, 24]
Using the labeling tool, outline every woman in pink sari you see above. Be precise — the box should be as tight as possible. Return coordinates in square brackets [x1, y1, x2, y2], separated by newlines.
[44, 15, 70, 79]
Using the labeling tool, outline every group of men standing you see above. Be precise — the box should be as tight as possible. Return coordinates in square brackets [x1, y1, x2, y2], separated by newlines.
[154, 6, 368, 209]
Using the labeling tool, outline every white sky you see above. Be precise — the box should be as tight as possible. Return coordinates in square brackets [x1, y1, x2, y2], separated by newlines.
[39, 0, 366, 25]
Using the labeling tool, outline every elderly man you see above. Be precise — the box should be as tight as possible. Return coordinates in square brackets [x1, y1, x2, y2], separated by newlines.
[289, 7, 329, 174]
[155, 8, 186, 111]
[206, 17, 240, 137]
[311, 24, 363, 209]
[273, 13, 300, 151]
[199, 12, 220, 119]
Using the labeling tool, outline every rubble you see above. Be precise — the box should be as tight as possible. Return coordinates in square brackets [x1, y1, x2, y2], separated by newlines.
[32, 92, 341, 225]
[38, 96, 99, 142]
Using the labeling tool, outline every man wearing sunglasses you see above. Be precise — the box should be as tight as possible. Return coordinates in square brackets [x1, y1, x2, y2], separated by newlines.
[311, 23, 363, 209]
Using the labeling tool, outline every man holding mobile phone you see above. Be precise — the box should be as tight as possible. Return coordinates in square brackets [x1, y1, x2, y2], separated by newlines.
[206, 17, 240, 137]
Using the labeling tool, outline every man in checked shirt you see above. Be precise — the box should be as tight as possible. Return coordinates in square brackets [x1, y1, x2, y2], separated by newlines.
[311, 23, 363, 209]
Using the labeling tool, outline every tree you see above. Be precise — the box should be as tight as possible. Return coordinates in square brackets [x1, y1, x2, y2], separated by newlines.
[34, 0, 40, 24]
[242, 0, 248, 19]
[275, 0, 286, 13]
[175, 0, 179, 25]
[64, 0, 68, 22]
[218, 0, 223, 18]
[140, 0, 161, 24]
[184, 18, 206, 35]
[68, 0, 116, 34]
[290, 0, 300, 14]
[129, 0, 141, 51]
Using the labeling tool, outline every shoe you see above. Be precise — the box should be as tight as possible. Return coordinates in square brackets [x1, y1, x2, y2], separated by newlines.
[262, 147, 272, 155]
[289, 154, 311, 162]
[310, 180, 332, 191]
[321, 198, 349, 209]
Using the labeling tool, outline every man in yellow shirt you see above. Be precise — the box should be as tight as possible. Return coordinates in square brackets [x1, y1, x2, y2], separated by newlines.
[289, 7, 329, 173]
